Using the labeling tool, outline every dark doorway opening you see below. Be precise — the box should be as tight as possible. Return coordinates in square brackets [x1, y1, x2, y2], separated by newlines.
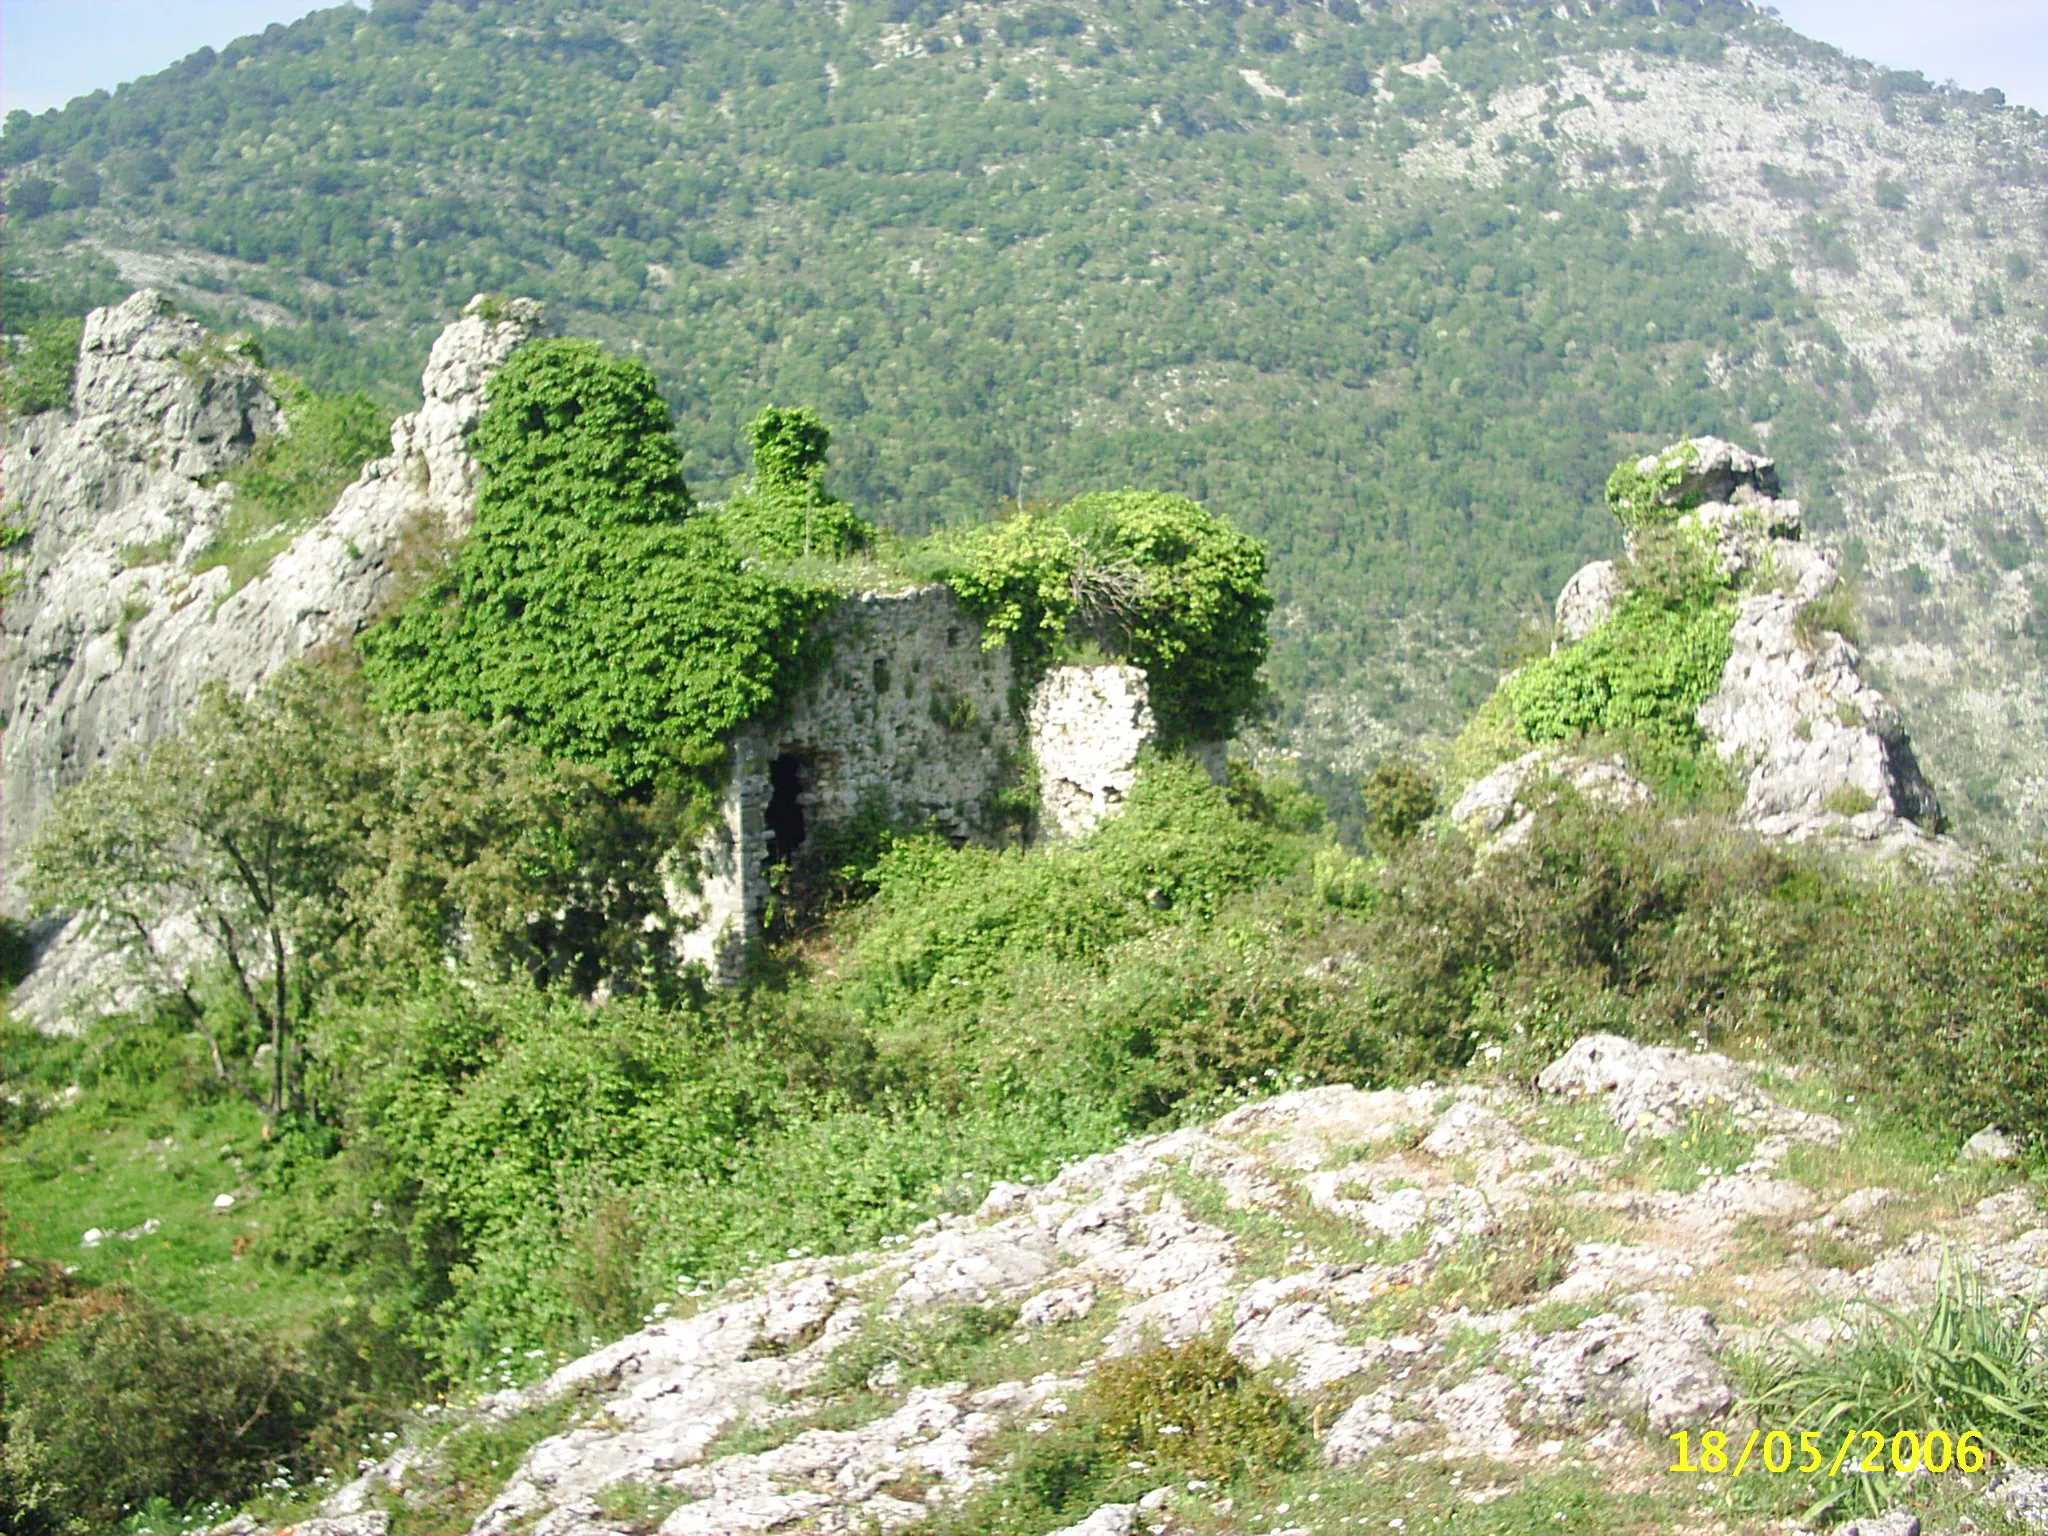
[766, 753, 809, 867]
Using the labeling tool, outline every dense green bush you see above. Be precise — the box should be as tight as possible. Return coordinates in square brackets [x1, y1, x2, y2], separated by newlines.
[843, 758, 1291, 1011]
[1810, 855, 2048, 1149]
[362, 339, 836, 792]
[1474, 474, 1739, 793]
[937, 490, 1271, 742]
[0, 1299, 343, 1532]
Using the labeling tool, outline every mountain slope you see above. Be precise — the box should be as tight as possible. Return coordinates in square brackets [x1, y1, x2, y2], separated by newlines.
[4, 0, 2044, 834]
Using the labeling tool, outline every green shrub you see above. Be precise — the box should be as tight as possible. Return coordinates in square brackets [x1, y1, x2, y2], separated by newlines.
[1360, 755, 1438, 849]
[1809, 855, 2048, 1150]
[1793, 581, 1861, 649]
[1502, 597, 1735, 755]
[936, 490, 1271, 744]
[1088, 1336, 1309, 1481]
[362, 339, 836, 793]
[934, 1337, 1306, 1534]
[1487, 517, 1737, 793]
[0, 317, 83, 418]
[844, 759, 1289, 1010]
[1604, 438, 1702, 532]
[0, 1299, 342, 1532]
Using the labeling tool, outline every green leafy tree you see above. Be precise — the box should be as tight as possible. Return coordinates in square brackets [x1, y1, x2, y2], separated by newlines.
[1, 1298, 343, 1533]
[362, 339, 835, 791]
[22, 667, 677, 1121]
[25, 677, 377, 1122]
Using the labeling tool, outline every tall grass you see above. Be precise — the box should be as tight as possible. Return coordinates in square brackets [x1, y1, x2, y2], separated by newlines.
[1743, 1266, 2048, 1522]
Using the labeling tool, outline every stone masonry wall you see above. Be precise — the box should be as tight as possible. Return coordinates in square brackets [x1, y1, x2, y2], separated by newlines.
[670, 586, 1021, 978]
[669, 597, 1171, 982]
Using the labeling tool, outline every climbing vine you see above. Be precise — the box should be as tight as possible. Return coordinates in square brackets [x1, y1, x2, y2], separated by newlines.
[362, 340, 834, 793]
[716, 405, 873, 561]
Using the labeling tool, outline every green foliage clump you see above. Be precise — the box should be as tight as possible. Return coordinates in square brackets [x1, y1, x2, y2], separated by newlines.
[1604, 438, 1703, 532]
[0, 1298, 344, 1533]
[847, 758, 1289, 1010]
[1471, 508, 1738, 795]
[939, 1337, 1307, 1534]
[199, 378, 390, 587]
[0, 316, 83, 418]
[1360, 755, 1439, 850]
[1502, 594, 1736, 756]
[938, 490, 1271, 743]
[26, 667, 679, 1124]
[716, 405, 873, 560]
[362, 340, 836, 792]
[1088, 1336, 1310, 1481]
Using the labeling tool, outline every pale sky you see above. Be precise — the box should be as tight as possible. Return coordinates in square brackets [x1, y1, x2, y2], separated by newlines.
[1, 0, 2043, 120]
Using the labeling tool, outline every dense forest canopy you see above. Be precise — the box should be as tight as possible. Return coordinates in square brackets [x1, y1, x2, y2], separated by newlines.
[0, 0, 1899, 755]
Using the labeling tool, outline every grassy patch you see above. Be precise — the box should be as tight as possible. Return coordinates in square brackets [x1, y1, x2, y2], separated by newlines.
[1521, 1101, 1629, 1162]
[1615, 1110, 1758, 1193]
[1738, 1269, 2048, 1527]
[194, 380, 388, 594]
[930, 1336, 1308, 1536]
[1, 1019, 348, 1333]
[705, 1298, 1120, 1463]
[593, 1476, 687, 1534]
[1170, 1171, 1413, 1274]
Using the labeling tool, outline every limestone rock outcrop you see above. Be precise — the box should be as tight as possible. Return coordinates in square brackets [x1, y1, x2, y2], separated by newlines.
[1, 291, 546, 910]
[207, 1033, 2048, 1536]
[1449, 747, 1652, 850]
[1544, 437, 1960, 868]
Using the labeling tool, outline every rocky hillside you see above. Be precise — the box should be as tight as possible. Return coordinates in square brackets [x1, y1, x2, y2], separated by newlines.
[4, 0, 2042, 839]
[0, 290, 542, 922]
[210, 1032, 2047, 1536]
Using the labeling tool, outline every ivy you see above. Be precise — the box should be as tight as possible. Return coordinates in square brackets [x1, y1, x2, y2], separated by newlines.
[362, 339, 835, 794]
[936, 489, 1271, 745]
[715, 405, 873, 560]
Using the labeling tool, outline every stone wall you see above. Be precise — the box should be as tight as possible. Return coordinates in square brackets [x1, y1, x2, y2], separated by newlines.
[1027, 664, 1154, 841]
[5, 291, 1196, 995]
[669, 601, 1172, 982]
[670, 585, 1021, 978]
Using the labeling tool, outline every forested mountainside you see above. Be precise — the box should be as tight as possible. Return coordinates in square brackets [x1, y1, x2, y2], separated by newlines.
[4, 0, 2046, 835]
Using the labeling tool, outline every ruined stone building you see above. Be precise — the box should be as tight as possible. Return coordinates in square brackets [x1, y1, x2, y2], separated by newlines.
[1, 292, 1177, 1007]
